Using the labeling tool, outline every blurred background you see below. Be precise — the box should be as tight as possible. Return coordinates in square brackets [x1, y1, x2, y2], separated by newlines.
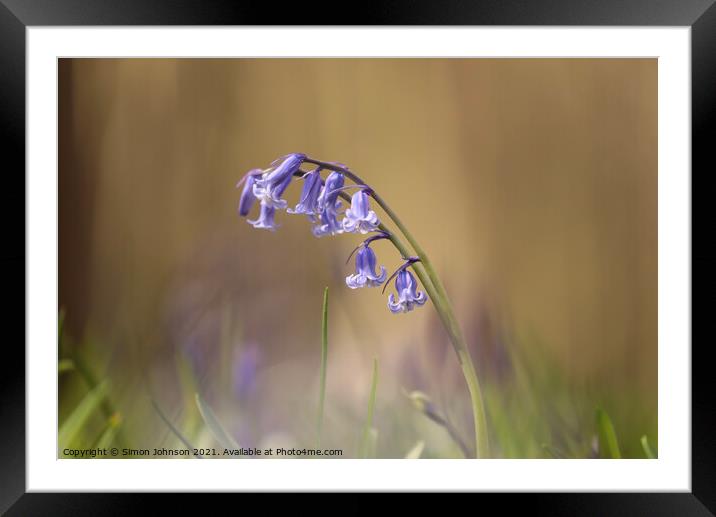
[58, 58, 657, 459]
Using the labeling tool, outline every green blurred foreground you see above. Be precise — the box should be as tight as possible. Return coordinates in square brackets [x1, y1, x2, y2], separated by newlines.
[58, 297, 656, 459]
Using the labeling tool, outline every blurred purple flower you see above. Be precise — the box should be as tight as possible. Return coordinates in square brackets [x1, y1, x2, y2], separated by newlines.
[388, 269, 427, 314]
[400, 348, 430, 392]
[233, 343, 260, 402]
[181, 336, 206, 376]
[346, 246, 387, 289]
[248, 202, 279, 231]
[465, 305, 513, 383]
[342, 190, 380, 234]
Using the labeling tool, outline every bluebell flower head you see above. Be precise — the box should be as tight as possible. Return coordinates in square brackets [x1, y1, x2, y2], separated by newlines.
[342, 190, 380, 234]
[288, 169, 323, 216]
[346, 246, 387, 289]
[310, 171, 346, 237]
[317, 171, 345, 211]
[248, 202, 279, 231]
[253, 170, 294, 210]
[265, 153, 306, 185]
[311, 206, 344, 237]
[388, 269, 427, 314]
[237, 169, 262, 217]
[253, 153, 304, 210]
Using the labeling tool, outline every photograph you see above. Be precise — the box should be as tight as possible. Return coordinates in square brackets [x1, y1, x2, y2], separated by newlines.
[57, 57, 658, 461]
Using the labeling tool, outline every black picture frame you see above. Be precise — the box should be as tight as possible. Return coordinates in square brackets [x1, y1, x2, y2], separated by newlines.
[1, 0, 710, 513]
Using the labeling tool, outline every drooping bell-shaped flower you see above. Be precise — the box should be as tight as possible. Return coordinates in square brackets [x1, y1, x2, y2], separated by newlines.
[237, 169, 262, 216]
[253, 153, 305, 209]
[346, 246, 387, 289]
[388, 269, 427, 313]
[253, 172, 293, 210]
[248, 202, 279, 231]
[288, 169, 323, 216]
[317, 171, 345, 212]
[312, 206, 344, 237]
[311, 171, 345, 237]
[265, 153, 306, 185]
[342, 190, 380, 234]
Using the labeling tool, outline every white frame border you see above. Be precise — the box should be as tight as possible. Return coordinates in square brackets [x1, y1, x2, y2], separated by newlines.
[27, 27, 690, 491]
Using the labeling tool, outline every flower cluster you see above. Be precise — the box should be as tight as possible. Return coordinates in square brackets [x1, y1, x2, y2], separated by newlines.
[237, 153, 427, 313]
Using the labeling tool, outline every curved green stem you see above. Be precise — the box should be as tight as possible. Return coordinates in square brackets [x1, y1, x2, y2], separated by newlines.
[316, 286, 329, 449]
[314, 158, 490, 458]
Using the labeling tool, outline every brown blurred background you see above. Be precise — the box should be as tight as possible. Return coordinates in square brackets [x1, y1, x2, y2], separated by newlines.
[59, 59, 657, 446]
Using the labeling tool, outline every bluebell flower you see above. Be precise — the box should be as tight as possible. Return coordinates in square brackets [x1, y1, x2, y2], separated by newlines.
[253, 173, 293, 210]
[248, 202, 279, 231]
[288, 169, 323, 216]
[346, 246, 387, 288]
[311, 206, 344, 237]
[253, 153, 305, 209]
[317, 171, 345, 211]
[237, 169, 262, 216]
[311, 171, 346, 237]
[266, 152, 306, 184]
[342, 190, 380, 234]
[388, 269, 427, 313]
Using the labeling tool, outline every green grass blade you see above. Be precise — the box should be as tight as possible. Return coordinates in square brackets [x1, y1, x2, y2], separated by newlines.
[365, 428, 378, 458]
[316, 286, 329, 448]
[175, 351, 201, 438]
[58, 359, 75, 374]
[404, 389, 471, 458]
[195, 393, 240, 450]
[541, 443, 566, 459]
[359, 358, 378, 458]
[94, 413, 122, 450]
[219, 300, 234, 395]
[151, 398, 202, 458]
[596, 408, 621, 459]
[641, 435, 656, 459]
[405, 440, 425, 459]
[71, 350, 125, 448]
[59, 381, 109, 449]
